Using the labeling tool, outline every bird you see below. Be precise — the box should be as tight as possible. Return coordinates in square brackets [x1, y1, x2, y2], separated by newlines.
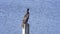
[23, 8, 29, 24]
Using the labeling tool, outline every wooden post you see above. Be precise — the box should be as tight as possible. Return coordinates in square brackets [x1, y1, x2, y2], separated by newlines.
[22, 23, 29, 34]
